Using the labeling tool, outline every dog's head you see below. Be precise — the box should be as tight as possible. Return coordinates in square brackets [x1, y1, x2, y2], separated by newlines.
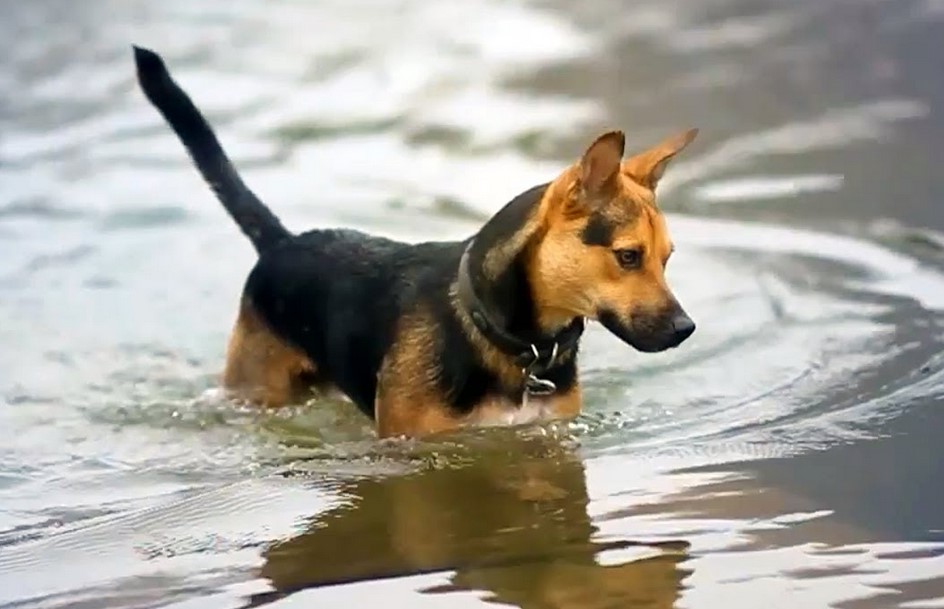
[528, 129, 698, 352]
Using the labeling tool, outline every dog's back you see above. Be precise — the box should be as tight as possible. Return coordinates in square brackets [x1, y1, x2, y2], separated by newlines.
[133, 45, 469, 415]
[243, 229, 464, 412]
[134, 45, 699, 438]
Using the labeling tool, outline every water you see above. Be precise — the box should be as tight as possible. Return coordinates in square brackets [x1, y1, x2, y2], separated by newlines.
[2, 0, 944, 607]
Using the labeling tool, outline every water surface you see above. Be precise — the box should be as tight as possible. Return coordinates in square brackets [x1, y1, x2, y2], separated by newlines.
[2, 0, 944, 607]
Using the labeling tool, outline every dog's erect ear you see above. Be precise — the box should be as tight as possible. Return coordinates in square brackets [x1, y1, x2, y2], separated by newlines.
[622, 128, 698, 191]
[579, 130, 625, 196]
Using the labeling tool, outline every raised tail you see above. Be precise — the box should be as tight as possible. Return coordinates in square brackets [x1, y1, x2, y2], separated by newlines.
[132, 45, 290, 253]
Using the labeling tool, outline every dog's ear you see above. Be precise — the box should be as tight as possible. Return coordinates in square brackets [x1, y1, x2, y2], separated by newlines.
[579, 130, 625, 197]
[622, 128, 698, 191]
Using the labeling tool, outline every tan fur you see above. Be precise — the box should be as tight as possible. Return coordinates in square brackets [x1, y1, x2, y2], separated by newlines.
[225, 128, 697, 438]
[449, 284, 545, 390]
[622, 128, 699, 189]
[222, 300, 319, 407]
[524, 129, 696, 333]
[546, 382, 582, 419]
[464, 384, 580, 428]
[375, 309, 461, 438]
[481, 213, 545, 281]
[377, 307, 583, 437]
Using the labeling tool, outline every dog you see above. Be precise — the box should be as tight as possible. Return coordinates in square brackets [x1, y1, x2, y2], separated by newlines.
[132, 45, 698, 439]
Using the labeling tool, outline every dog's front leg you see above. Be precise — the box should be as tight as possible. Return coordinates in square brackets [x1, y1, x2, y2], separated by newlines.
[374, 315, 463, 438]
[541, 382, 582, 420]
[374, 370, 461, 439]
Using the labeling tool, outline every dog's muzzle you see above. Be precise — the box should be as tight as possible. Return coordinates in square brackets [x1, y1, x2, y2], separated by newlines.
[670, 312, 696, 345]
[598, 305, 695, 353]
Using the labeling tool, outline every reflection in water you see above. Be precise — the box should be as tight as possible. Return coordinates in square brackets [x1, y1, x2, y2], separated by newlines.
[253, 438, 688, 608]
[2, 0, 944, 607]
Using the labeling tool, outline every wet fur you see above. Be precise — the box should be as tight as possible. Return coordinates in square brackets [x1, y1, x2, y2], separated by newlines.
[133, 46, 698, 438]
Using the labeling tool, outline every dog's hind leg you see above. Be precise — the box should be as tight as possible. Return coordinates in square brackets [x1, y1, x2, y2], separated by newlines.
[221, 300, 318, 407]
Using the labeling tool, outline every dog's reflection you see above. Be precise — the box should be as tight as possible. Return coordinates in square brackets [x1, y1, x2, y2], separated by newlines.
[250, 435, 689, 608]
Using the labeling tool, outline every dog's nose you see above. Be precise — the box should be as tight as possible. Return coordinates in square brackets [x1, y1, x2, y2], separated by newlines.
[672, 313, 696, 343]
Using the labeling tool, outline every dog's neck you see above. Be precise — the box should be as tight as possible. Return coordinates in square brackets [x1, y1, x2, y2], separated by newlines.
[455, 244, 583, 372]
[455, 183, 584, 373]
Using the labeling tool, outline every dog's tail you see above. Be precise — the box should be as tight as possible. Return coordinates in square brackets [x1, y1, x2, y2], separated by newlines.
[132, 45, 290, 253]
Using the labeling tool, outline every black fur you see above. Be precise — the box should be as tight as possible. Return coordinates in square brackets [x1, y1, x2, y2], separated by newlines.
[246, 229, 577, 417]
[464, 183, 548, 329]
[580, 211, 614, 247]
[133, 46, 578, 419]
[133, 46, 289, 253]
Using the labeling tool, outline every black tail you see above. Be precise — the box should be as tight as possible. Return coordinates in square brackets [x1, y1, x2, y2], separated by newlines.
[132, 45, 290, 253]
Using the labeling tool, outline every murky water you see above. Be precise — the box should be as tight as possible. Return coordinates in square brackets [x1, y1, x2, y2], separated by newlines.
[2, 0, 944, 607]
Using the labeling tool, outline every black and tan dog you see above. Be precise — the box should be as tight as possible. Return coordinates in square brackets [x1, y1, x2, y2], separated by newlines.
[133, 46, 698, 439]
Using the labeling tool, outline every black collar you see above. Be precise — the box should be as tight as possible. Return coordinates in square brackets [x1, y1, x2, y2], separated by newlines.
[456, 243, 584, 377]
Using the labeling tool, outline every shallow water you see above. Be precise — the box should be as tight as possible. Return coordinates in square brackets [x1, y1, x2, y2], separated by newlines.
[2, 0, 944, 607]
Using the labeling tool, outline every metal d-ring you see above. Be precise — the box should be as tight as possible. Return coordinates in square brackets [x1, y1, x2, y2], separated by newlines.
[521, 342, 557, 398]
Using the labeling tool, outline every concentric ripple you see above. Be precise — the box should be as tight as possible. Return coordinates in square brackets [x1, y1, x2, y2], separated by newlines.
[3, 0, 944, 607]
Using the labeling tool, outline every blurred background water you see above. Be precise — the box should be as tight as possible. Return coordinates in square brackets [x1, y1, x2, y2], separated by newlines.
[1, 0, 944, 607]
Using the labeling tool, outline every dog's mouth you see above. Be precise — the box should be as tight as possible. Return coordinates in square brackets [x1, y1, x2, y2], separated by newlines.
[598, 308, 695, 353]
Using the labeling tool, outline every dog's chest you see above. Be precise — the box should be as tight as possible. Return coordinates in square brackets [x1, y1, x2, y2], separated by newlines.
[466, 395, 557, 427]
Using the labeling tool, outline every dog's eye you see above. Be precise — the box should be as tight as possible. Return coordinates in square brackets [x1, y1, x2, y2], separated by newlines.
[614, 248, 643, 269]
